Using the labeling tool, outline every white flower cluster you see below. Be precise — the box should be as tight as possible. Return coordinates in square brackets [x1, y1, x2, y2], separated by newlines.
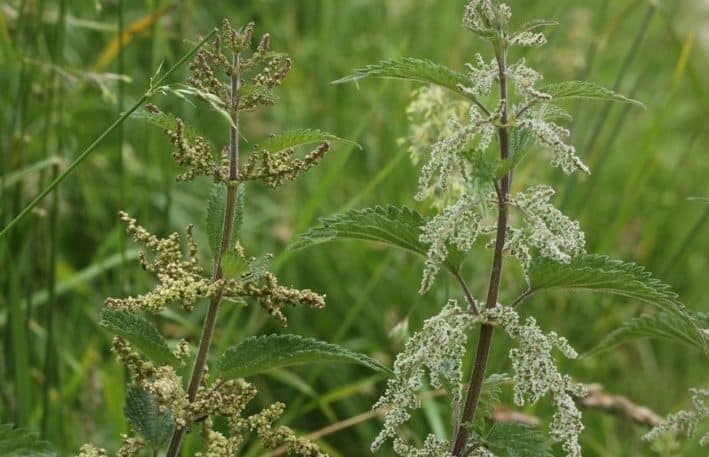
[459, 54, 499, 98]
[507, 59, 551, 102]
[510, 30, 547, 47]
[416, 108, 485, 202]
[372, 300, 479, 454]
[517, 117, 589, 175]
[486, 304, 586, 457]
[419, 194, 483, 293]
[403, 86, 471, 205]
[644, 388, 709, 446]
[463, 0, 510, 35]
[392, 434, 452, 457]
[508, 185, 586, 271]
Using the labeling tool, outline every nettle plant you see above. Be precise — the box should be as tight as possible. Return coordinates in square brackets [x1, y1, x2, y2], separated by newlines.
[77, 20, 385, 457]
[295, 1, 708, 456]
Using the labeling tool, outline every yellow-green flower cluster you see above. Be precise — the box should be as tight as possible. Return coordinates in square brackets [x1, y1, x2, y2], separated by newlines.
[241, 142, 331, 188]
[105, 212, 221, 313]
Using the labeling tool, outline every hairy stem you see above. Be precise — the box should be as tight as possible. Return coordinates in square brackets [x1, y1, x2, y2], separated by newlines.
[165, 52, 241, 457]
[451, 47, 511, 457]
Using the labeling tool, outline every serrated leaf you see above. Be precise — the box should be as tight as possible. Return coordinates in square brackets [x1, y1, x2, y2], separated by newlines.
[99, 309, 177, 365]
[290, 205, 465, 273]
[124, 385, 174, 447]
[528, 255, 708, 353]
[207, 183, 244, 256]
[586, 311, 708, 357]
[0, 424, 56, 457]
[470, 374, 510, 433]
[517, 19, 558, 32]
[486, 423, 553, 457]
[334, 58, 471, 98]
[542, 81, 644, 107]
[254, 129, 359, 155]
[131, 107, 199, 139]
[217, 334, 392, 378]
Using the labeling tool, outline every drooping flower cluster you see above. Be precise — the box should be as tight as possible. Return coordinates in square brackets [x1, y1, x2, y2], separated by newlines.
[487, 305, 586, 457]
[105, 212, 221, 312]
[106, 338, 325, 457]
[507, 185, 586, 272]
[419, 194, 483, 293]
[105, 214, 324, 325]
[516, 117, 589, 175]
[240, 141, 331, 188]
[372, 300, 479, 454]
[644, 388, 709, 447]
[402, 86, 470, 204]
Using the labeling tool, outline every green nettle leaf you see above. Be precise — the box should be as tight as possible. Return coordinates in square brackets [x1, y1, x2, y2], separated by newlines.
[99, 309, 178, 365]
[587, 310, 709, 356]
[207, 182, 245, 256]
[254, 129, 359, 155]
[333, 58, 471, 98]
[542, 81, 644, 107]
[124, 385, 174, 447]
[528, 255, 708, 353]
[131, 108, 199, 139]
[471, 374, 510, 433]
[486, 423, 553, 457]
[0, 424, 56, 457]
[217, 334, 392, 378]
[290, 205, 466, 273]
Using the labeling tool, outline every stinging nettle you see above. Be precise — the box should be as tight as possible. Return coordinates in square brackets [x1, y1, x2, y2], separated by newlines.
[295, 0, 707, 456]
[77, 19, 370, 457]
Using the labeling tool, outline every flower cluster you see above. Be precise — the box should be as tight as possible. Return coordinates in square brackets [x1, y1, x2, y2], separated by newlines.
[77, 435, 145, 457]
[103, 338, 325, 457]
[463, 0, 511, 37]
[105, 212, 221, 312]
[517, 117, 589, 175]
[508, 185, 586, 272]
[415, 107, 486, 202]
[372, 300, 479, 454]
[402, 86, 470, 204]
[240, 142, 331, 188]
[644, 388, 709, 446]
[106, 215, 324, 325]
[487, 305, 586, 457]
[419, 194, 483, 293]
[166, 117, 217, 181]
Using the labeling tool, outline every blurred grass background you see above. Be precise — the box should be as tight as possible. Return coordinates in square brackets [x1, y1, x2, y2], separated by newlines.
[0, 0, 707, 455]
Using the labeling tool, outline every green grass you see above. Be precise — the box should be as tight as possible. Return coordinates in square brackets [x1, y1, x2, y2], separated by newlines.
[1, 0, 708, 455]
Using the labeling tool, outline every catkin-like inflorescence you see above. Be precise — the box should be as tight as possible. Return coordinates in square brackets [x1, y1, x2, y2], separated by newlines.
[105, 212, 221, 313]
[241, 142, 331, 188]
[517, 117, 589, 175]
[166, 118, 217, 181]
[225, 269, 326, 326]
[419, 194, 483, 293]
[372, 300, 479, 454]
[486, 304, 586, 457]
[644, 388, 709, 446]
[508, 185, 585, 272]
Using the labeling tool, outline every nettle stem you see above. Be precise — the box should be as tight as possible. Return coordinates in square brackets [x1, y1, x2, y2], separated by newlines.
[165, 52, 241, 457]
[452, 47, 511, 457]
